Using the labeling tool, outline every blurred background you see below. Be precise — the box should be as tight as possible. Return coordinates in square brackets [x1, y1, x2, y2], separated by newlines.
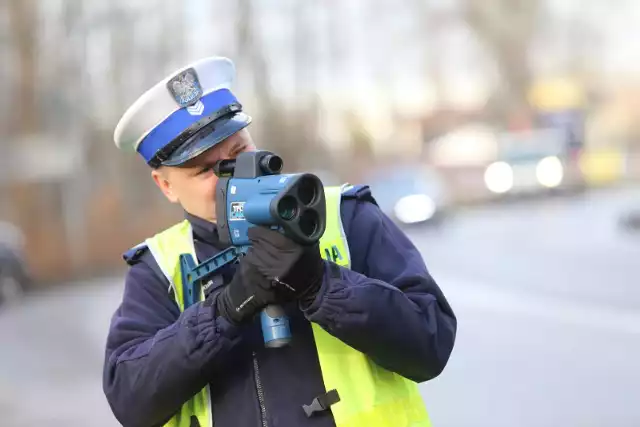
[1, 0, 639, 425]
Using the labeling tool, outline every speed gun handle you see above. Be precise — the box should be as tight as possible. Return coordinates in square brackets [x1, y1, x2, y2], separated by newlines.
[235, 245, 292, 348]
[261, 304, 291, 348]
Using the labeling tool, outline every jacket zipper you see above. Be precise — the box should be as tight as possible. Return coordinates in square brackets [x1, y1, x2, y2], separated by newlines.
[252, 351, 269, 427]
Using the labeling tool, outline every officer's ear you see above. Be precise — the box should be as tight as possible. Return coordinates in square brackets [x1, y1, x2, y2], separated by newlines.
[151, 167, 179, 204]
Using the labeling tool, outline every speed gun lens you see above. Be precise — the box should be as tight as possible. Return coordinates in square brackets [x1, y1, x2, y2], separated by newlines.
[277, 196, 298, 220]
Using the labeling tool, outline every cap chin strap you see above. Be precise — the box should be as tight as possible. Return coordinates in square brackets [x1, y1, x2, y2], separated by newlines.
[147, 102, 243, 168]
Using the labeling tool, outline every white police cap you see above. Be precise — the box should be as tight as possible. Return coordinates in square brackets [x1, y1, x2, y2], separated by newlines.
[113, 56, 252, 167]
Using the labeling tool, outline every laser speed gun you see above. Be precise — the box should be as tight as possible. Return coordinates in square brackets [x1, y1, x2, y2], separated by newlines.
[179, 150, 326, 348]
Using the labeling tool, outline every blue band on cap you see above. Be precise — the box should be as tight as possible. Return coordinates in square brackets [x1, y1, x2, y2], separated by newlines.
[137, 88, 238, 163]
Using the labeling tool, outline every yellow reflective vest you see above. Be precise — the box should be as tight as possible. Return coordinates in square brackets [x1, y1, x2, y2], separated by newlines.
[144, 184, 432, 427]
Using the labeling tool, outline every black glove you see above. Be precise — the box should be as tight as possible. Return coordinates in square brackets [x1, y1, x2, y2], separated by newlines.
[246, 226, 325, 305]
[214, 256, 280, 325]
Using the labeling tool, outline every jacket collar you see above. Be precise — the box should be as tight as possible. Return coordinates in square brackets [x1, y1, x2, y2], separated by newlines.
[184, 211, 227, 249]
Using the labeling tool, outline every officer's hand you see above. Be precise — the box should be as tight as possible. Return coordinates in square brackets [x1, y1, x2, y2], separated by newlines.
[214, 256, 279, 325]
[246, 226, 325, 303]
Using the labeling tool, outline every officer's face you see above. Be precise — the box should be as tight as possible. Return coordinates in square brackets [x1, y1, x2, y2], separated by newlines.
[151, 128, 256, 222]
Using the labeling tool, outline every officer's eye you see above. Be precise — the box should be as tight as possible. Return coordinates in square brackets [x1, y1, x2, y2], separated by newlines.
[196, 166, 213, 176]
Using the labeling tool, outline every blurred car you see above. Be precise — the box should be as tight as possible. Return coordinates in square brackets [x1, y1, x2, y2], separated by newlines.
[364, 165, 450, 227]
[0, 221, 31, 307]
[483, 128, 586, 198]
[619, 208, 640, 233]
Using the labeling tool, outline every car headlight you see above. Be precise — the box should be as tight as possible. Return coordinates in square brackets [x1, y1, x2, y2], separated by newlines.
[394, 194, 436, 224]
[484, 161, 513, 194]
[536, 156, 564, 188]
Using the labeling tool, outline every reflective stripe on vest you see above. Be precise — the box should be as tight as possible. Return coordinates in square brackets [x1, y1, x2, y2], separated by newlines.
[144, 184, 431, 427]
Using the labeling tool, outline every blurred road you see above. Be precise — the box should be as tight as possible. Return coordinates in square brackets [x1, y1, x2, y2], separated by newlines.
[417, 186, 640, 427]
[1, 186, 639, 427]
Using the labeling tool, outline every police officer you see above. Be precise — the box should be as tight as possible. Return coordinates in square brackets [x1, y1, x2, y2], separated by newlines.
[103, 56, 457, 427]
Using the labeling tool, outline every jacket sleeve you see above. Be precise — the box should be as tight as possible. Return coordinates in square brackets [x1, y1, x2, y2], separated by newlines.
[103, 255, 245, 427]
[302, 198, 457, 383]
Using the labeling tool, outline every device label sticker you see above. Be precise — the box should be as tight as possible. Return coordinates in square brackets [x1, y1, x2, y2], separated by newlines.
[230, 201, 245, 221]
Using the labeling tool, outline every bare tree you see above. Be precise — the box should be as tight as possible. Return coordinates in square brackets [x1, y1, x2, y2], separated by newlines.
[463, 0, 542, 120]
[235, 0, 318, 171]
[7, 0, 39, 136]
[236, 0, 272, 114]
[408, 0, 463, 109]
[5, 0, 41, 273]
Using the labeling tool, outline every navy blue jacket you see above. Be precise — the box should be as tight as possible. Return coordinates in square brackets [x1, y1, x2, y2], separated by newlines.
[103, 185, 457, 427]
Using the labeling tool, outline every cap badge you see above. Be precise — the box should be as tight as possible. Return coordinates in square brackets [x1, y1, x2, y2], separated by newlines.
[167, 68, 203, 108]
